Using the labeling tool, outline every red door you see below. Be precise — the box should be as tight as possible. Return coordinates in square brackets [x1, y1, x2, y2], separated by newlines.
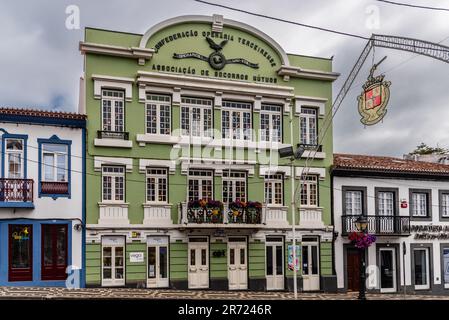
[8, 224, 33, 281]
[41, 224, 68, 280]
[347, 249, 361, 291]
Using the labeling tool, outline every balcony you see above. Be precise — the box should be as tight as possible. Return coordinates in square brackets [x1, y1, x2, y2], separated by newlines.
[94, 130, 132, 148]
[299, 207, 325, 228]
[341, 215, 411, 236]
[0, 178, 34, 208]
[98, 202, 130, 226]
[179, 201, 265, 228]
[264, 206, 289, 227]
[143, 203, 173, 227]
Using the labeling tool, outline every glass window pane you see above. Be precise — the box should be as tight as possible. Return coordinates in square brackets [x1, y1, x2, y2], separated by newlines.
[311, 246, 318, 275]
[266, 246, 273, 275]
[160, 246, 168, 278]
[190, 249, 195, 266]
[43, 154, 54, 181]
[103, 268, 112, 279]
[230, 248, 235, 265]
[201, 249, 207, 266]
[148, 247, 156, 278]
[240, 248, 245, 265]
[10, 225, 32, 269]
[56, 226, 67, 266]
[56, 154, 67, 182]
[414, 249, 428, 285]
[302, 246, 309, 275]
[43, 226, 53, 266]
[276, 245, 283, 275]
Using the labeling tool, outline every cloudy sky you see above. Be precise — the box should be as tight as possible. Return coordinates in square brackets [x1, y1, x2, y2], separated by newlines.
[1, 0, 448, 156]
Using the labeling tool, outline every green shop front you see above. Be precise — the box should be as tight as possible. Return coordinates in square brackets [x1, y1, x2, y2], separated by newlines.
[81, 14, 338, 291]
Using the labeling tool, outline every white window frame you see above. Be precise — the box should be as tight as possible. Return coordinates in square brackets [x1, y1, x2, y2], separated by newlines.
[299, 107, 318, 146]
[188, 169, 213, 201]
[222, 170, 247, 203]
[146, 168, 168, 203]
[101, 89, 125, 133]
[101, 241, 125, 287]
[41, 144, 68, 182]
[146, 94, 171, 136]
[264, 174, 283, 205]
[222, 101, 252, 141]
[412, 192, 428, 217]
[300, 175, 318, 207]
[442, 193, 449, 218]
[345, 190, 362, 215]
[180, 97, 213, 138]
[260, 104, 282, 143]
[5, 138, 24, 179]
[102, 166, 125, 203]
[378, 191, 394, 216]
[413, 247, 430, 290]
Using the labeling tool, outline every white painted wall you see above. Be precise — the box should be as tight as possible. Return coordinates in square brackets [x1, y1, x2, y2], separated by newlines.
[0, 122, 83, 271]
[334, 176, 449, 292]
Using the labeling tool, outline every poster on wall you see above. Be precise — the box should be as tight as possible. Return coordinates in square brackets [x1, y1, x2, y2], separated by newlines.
[287, 245, 300, 271]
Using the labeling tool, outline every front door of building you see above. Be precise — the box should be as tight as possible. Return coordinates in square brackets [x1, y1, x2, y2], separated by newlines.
[302, 238, 320, 291]
[101, 236, 125, 287]
[228, 239, 248, 290]
[188, 238, 209, 289]
[147, 236, 169, 288]
[8, 224, 33, 281]
[379, 248, 397, 293]
[266, 238, 284, 290]
[41, 224, 68, 280]
[347, 248, 361, 291]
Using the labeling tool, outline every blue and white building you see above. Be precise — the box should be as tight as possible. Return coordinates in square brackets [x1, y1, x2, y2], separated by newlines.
[0, 108, 86, 287]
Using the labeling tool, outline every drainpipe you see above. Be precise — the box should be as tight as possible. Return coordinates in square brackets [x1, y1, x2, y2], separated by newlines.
[290, 107, 298, 299]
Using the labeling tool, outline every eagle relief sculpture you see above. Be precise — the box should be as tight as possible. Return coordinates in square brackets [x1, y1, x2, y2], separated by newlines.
[173, 37, 259, 70]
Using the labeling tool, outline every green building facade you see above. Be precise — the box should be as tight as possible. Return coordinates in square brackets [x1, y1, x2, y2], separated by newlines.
[81, 14, 339, 291]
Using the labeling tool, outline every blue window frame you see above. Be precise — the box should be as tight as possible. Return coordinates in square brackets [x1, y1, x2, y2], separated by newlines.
[37, 135, 72, 199]
[1, 132, 28, 179]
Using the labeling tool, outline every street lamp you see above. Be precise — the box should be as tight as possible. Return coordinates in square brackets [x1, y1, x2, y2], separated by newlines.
[355, 215, 368, 300]
[279, 145, 305, 299]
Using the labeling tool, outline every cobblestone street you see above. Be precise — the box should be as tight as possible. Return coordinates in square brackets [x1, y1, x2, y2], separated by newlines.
[0, 287, 448, 300]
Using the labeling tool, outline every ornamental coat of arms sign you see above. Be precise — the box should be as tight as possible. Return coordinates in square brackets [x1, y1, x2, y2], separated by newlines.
[357, 62, 391, 126]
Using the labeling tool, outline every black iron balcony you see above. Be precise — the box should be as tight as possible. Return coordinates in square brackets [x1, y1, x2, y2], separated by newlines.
[179, 201, 264, 225]
[97, 130, 129, 140]
[341, 215, 411, 236]
[0, 178, 34, 207]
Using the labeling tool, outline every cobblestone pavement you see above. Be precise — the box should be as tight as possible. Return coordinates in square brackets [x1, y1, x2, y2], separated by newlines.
[0, 287, 449, 300]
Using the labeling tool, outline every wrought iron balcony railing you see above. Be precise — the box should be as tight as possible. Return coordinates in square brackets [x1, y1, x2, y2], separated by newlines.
[97, 130, 129, 140]
[341, 215, 410, 236]
[0, 178, 34, 204]
[179, 202, 264, 225]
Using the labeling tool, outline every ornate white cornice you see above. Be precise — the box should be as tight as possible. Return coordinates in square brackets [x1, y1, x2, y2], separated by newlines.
[278, 65, 340, 82]
[79, 42, 154, 65]
[137, 71, 294, 99]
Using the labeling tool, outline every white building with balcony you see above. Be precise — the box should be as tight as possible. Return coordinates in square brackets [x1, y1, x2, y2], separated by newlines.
[0, 108, 86, 287]
[333, 153, 449, 295]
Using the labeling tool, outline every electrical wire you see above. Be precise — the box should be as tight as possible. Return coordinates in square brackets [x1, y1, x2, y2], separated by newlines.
[2, 146, 449, 210]
[193, 0, 449, 53]
[375, 0, 449, 12]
